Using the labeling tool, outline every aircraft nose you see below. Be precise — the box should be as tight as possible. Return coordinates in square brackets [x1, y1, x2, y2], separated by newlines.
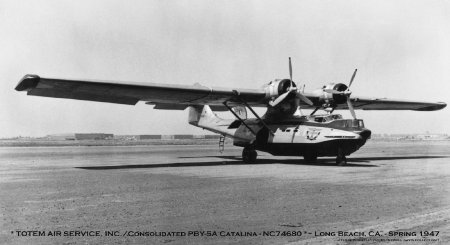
[358, 129, 371, 140]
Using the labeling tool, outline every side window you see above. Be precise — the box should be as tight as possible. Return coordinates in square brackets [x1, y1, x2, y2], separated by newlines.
[359, 120, 364, 128]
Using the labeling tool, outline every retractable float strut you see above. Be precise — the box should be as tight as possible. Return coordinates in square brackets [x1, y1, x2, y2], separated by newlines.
[223, 101, 257, 136]
[227, 90, 274, 135]
[310, 107, 320, 116]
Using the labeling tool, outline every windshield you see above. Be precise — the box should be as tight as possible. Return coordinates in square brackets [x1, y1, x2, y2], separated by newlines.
[329, 119, 365, 129]
[349, 119, 364, 128]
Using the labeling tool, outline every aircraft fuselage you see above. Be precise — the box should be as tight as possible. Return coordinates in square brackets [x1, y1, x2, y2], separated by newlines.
[233, 114, 371, 157]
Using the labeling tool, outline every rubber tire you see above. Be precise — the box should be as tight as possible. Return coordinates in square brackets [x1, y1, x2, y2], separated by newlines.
[242, 147, 257, 164]
[336, 156, 347, 166]
[303, 153, 318, 163]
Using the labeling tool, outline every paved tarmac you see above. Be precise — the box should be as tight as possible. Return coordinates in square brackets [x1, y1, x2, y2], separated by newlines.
[1, 141, 449, 244]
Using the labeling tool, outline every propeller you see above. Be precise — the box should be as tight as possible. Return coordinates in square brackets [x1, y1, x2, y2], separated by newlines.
[295, 90, 313, 105]
[269, 58, 313, 107]
[321, 69, 358, 119]
[269, 89, 293, 106]
[346, 69, 357, 119]
[297, 84, 307, 116]
[289, 57, 293, 88]
[348, 68, 357, 87]
[347, 95, 356, 119]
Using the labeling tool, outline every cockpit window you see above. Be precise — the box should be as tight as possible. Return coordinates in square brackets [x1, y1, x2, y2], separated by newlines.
[348, 120, 364, 128]
[358, 120, 364, 128]
[331, 114, 342, 120]
[331, 119, 365, 128]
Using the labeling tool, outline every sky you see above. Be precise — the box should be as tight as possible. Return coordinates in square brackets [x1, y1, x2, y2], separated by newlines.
[1, 0, 449, 137]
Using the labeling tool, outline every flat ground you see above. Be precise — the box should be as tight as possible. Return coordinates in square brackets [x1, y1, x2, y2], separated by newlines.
[1, 141, 449, 244]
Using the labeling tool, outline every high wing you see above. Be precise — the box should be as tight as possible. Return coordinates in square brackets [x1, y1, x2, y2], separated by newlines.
[298, 95, 447, 111]
[15, 75, 268, 110]
[16, 74, 446, 111]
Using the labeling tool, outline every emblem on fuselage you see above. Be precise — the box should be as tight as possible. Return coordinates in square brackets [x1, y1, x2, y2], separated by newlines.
[306, 129, 321, 140]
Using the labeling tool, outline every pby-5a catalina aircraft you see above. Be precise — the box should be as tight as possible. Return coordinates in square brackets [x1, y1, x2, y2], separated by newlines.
[16, 58, 446, 165]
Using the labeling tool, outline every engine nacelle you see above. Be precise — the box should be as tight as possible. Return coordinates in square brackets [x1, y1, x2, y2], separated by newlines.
[264, 79, 296, 99]
[263, 79, 298, 116]
[318, 83, 348, 106]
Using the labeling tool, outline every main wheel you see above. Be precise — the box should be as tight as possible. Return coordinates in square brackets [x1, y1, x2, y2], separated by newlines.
[336, 155, 347, 166]
[336, 147, 347, 166]
[303, 153, 317, 163]
[242, 146, 257, 164]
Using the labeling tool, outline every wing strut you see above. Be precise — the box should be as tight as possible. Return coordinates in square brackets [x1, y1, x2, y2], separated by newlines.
[232, 90, 274, 135]
[329, 107, 336, 114]
[223, 101, 257, 136]
[310, 107, 320, 116]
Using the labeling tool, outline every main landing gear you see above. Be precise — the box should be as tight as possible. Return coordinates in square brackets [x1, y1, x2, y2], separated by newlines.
[336, 155, 347, 166]
[303, 153, 317, 163]
[336, 148, 347, 166]
[242, 146, 257, 164]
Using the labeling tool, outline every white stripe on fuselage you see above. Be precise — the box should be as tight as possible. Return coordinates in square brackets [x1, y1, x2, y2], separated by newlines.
[270, 125, 360, 144]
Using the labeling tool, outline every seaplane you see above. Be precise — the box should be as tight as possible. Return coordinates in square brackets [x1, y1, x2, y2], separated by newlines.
[15, 58, 446, 165]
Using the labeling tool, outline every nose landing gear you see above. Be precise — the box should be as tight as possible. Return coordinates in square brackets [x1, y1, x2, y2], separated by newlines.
[242, 146, 257, 164]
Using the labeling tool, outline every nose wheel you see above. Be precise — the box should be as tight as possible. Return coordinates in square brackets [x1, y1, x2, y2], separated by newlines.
[242, 146, 257, 164]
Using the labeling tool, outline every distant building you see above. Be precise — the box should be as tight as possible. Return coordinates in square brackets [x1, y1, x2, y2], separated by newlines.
[74, 133, 113, 140]
[161, 135, 175, 140]
[46, 134, 75, 140]
[205, 135, 221, 139]
[416, 134, 448, 140]
[173, 134, 194, 139]
[138, 135, 161, 140]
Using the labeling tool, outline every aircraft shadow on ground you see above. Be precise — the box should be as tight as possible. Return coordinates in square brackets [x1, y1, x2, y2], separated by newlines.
[75, 155, 448, 170]
[348, 155, 449, 162]
[178, 155, 378, 167]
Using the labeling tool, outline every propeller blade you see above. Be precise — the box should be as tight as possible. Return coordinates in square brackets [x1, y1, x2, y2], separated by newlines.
[298, 106, 304, 116]
[289, 57, 293, 81]
[269, 91, 291, 107]
[348, 69, 357, 88]
[295, 91, 313, 105]
[347, 96, 357, 119]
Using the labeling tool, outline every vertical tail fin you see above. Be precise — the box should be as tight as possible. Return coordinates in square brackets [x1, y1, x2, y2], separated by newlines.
[188, 105, 249, 140]
[188, 105, 217, 126]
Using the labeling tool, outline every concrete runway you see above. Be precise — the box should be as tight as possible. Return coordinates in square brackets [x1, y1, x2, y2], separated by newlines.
[1, 141, 450, 244]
